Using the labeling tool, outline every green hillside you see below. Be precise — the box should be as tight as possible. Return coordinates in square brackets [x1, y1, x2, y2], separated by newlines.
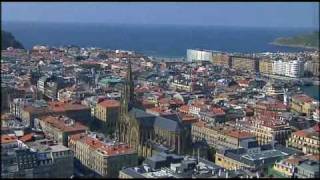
[272, 31, 319, 49]
[1, 30, 24, 50]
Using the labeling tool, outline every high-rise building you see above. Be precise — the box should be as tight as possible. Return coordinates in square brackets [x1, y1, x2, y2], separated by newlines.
[272, 60, 305, 78]
[212, 52, 231, 68]
[305, 57, 320, 77]
[187, 49, 213, 62]
[231, 56, 258, 72]
[259, 59, 273, 75]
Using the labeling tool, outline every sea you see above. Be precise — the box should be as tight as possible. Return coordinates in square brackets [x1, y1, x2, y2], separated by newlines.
[2, 22, 319, 99]
[301, 85, 320, 101]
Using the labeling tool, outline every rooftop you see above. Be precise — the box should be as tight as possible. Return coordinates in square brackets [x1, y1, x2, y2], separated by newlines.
[1, 134, 17, 144]
[293, 125, 320, 139]
[26, 139, 70, 153]
[69, 133, 135, 156]
[98, 99, 120, 108]
[48, 100, 90, 112]
[292, 94, 315, 103]
[225, 129, 255, 139]
[242, 149, 287, 161]
[41, 115, 88, 133]
[297, 160, 320, 173]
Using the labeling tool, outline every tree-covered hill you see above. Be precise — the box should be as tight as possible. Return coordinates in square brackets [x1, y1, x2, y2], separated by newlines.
[1, 30, 24, 50]
[272, 31, 319, 50]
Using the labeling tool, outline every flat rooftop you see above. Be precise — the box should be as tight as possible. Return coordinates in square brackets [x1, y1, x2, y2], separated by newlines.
[242, 149, 287, 161]
[40, 115, 88, 133]
[26, 139, 70, 153]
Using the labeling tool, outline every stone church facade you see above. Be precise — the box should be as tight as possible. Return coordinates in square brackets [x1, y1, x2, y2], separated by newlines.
[117, 60, 190, 158]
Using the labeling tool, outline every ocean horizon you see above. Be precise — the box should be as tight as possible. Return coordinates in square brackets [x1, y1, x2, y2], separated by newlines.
[2, 21, 317, 58]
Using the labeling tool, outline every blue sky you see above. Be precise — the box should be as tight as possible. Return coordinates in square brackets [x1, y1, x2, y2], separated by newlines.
[2, 2, 319, 28]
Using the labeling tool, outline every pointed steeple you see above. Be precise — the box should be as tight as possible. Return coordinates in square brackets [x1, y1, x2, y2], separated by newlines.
[127, 59, 134, 104]
[120, 59, 134, 114]
[117, 59, 134, 141]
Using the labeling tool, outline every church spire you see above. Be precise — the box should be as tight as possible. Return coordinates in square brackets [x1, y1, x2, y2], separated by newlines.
[120, 59, 134, 114]
[127, 59, 134, 103]
[117, 59, 134, 141]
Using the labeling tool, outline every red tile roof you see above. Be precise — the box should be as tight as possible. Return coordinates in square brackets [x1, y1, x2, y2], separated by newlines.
[41, 115, 88, 133]
[293, 94, 314, 103]
[19, 133, 33, 142]
[179, 105, 190, 113]
[1, 135, 17, 144]
[70, 133, 135, 156]
[237, 79, 250, 86]
[294, 130, 308, 138]
[48, 101, 90, 112]
[225, 129, 254, 139]
[98, 99, 120, 108]
[212, 108, 226, 115]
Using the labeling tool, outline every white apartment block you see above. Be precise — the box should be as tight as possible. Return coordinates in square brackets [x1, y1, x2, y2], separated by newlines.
[187, 49, 213, 62]
[272, 59, 304, 78]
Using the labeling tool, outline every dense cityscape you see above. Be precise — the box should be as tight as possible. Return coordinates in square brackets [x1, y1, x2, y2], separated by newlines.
[1, 44, 319, 178]
[1, 2, 320, 179]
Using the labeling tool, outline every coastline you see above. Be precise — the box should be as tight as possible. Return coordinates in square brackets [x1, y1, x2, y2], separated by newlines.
[269, 41, 319, 50]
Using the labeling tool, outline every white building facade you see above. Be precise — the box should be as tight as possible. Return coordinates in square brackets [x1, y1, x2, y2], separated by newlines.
[187, 49, 213, 62]
[272, 60, 304, 78]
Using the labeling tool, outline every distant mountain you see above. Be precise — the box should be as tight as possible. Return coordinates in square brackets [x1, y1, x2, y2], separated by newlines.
[1, 30, 24, 50]
[272, 31, 319, 50]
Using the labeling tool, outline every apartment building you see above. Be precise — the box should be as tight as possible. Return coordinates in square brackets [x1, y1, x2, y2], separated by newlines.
[69, 133, 138, 177]
[215, 139, 289, 172]
[1, 138, 74, 178]
[291, 94, 319, 117]
[231, 56, 258, 73]
[39, 115, 88, 146]
[272, 60, 305, 78]
[296, 160, 320, 178]
[187, 49, 213, 62]
[212, 52, 231, 68]
[192, 121, 256, 150]
[287, 124, 320, 155]
[235, 115, 292, 145]
[21, 100, 91, 128]
[259, 59, 273, 75]
[273, 154, 319, 178]
[94, 99, 120, 128]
